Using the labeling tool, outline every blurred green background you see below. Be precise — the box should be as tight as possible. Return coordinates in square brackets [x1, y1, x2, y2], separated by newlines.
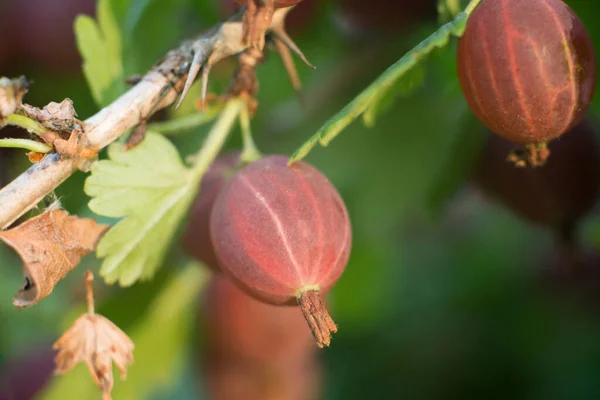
[1, 0, 600, 399]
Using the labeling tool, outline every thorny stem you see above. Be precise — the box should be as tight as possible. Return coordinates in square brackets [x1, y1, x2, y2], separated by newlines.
[239, 102, 262, 164]
[298, 290, 337, 348]
[0, 138, 52, 153]
[4, 114, 46, 136]
[85, 270, 95, 315]
[0, 8, 292, 230]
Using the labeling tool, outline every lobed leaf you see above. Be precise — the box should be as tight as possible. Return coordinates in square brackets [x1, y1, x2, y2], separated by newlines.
[84, 132, 196, 286]
[84, 100, 243, 286]
[74, 0, 126, 107]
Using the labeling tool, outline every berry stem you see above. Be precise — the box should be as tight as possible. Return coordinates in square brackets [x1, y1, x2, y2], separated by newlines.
[298, 290, 337, 348]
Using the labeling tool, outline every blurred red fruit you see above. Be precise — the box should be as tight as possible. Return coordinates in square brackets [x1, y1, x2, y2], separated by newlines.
[12, 0, 96, 72]
[202, 276, 316, 363]
[471, 118, 600, 230]
[200, 276, 320, 400]
[0, 345, 55, 400]
[181, 152, 241, 271]
[205, 358, 321, 400]
[337, 0, 438, 32]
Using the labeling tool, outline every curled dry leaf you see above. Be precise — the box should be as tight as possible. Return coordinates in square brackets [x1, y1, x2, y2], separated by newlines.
[54, 271, 134, 400]
[21, 98, 78, 133]
[0, 207, 109, 308]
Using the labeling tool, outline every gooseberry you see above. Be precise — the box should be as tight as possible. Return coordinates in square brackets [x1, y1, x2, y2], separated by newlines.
[198, 276, 321, 400]
[201, 275, 316, 364]
[210, 155, 352, 348]
[204, 358, 321, 400]
[457, 0, 597, 146]
[471, 118, 600, 230]
[181, 152, 241, 271]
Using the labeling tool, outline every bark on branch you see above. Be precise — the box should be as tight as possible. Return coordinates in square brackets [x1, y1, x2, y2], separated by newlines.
[0, 8, 292, 229]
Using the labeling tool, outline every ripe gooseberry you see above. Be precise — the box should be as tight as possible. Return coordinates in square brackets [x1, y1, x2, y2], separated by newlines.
[210, 155, 352, 348]
[470, 118, 600, 232]
[457, 0, 597, 162]
[181, 152, 241, 271]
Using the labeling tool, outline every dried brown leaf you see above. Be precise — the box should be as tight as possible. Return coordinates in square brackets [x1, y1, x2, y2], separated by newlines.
[21, 99, 78, 133]
[54, 271, 134, 400]
[0, 76, 29, 118]
[0, 208, 109, 308]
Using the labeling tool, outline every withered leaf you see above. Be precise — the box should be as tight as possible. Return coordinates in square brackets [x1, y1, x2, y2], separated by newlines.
[54, 271, 134, 400]
[0, 208, 109, 308]
[21, 98, 78, 133]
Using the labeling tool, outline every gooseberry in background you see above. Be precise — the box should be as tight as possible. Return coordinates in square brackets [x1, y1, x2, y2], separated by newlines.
[336, 0, 438, 33]
[457, 0, 597, 163]
[198, 276, 321, 400]
[210, 155, 352, 348]
[200, 275, 316, 364]
[204, 358, 322, 400]
[470, 118, 600, 236]
[181, 152, 241, 271]
[12, 0, 96, 72]
[0, 345, 55, 400]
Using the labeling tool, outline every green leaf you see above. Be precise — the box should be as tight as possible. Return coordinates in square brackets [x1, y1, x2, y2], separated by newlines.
[85, 100, 243, 286]
[85, 132, 194, 285]
[74, 0, 126, 107]
[39, 263, 209, 400]
[288, 0, 481, 164]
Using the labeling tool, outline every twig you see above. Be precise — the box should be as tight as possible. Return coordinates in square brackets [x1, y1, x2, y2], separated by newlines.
[0, 8, 290, 230]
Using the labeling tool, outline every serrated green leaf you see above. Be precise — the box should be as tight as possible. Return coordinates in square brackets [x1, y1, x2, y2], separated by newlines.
[39, 263, 209, 400]
[85, 132, 194, 285]
[85, 100, 243, 286]
[74, 0, 125, 107]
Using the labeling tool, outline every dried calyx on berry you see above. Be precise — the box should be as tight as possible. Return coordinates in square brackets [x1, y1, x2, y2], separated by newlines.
[210, 155, 352, 348]
[457, 0, 597, 167]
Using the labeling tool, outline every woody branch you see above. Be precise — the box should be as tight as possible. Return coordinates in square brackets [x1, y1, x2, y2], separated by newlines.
[0, 7, 292, 230]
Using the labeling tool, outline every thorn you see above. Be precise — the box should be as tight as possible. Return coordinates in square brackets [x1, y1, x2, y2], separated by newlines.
[199, 65, 212, 111]
[273, 36, 304, 103]
[269, 15, 315, 70]
[176, 50, 205, 109]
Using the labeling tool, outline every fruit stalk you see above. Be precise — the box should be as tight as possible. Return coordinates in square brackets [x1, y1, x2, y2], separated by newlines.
[298, 290, 337, 348]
